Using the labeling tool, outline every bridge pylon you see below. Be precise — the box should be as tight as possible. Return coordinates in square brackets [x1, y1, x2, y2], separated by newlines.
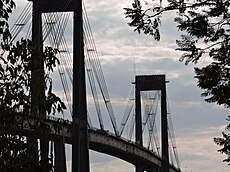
[135, 75, 169, 172]
[28, 0, 89, 171]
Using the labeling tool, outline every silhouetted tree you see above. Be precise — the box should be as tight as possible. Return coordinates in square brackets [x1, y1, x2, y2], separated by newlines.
[214, 116, 230, 165]
[0, 38, 66, 171]
[0, 0, 15, 42]
[0, 1, 66, 171]
[124, 0, 230, 108]
[124, 0, 230, 164]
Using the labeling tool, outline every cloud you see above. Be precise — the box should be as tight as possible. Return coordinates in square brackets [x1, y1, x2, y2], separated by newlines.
[66, 151, 135, 172]
[176, 125, 229, 172]
[90, 159, 134, 172]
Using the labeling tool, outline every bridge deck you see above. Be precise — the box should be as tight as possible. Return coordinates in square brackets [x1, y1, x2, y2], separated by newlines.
[14, 115, 181, 172]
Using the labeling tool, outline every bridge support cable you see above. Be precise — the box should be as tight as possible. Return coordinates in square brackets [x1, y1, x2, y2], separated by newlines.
[43, 13, 68, 44]
[149, 92, 160, 154]
[83, 5, 118, 135]
[43, 10, 105, 131]
[168, 114, 180, 169]
[29, 0, 73, 45]
[10, 2, 32, 43]
[149, 113, 160, 154]
[148, 124, 160, 155]
[0, 2, 32, 56]
[87, 112, 93, 128]
[58, 65, 72, 113]
[43, 5, 118, 135]
[43, 12, 73, 116]
[10, 0, 74, 78]
[141, 91, 157, 132]
[128, 112, 135, 140]
[42, 12, 74, 83]
[10, 2, 118, 135]
[85, 52, 105, 130]
[83, 9, 105, 130]
[167, 96, 180, 169]
[50, 35, 73, 83]
[118, 85, 135, 136]
[141, 92, 155, 153]
[141, 91, 160, 155]
[169, 141, 175, 168]
[19, 0, 73, 42]
[141, 92, 153, 148]
[44, 12, 96, 170]
[43, 12, 97, 130]
[42, 12, 70, 45]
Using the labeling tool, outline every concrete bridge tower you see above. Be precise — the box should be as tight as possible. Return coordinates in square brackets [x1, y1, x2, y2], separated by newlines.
[135, 75, 169, 172]
[28, 0, 89, 171]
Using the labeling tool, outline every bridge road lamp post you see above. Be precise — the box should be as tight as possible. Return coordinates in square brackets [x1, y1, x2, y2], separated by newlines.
[135, 75, 169, 172]
[29, 0, 90, 171]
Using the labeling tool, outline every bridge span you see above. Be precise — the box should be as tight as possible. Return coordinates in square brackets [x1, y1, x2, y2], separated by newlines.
[15, 115, 181, 172]
[6, 0, 183, 171]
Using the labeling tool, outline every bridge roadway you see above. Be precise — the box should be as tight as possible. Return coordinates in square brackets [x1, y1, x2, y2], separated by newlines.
[15, 115, 181, 172]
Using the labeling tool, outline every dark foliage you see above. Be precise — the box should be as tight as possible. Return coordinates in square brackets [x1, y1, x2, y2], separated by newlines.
[214, 116, 230, 165]
[124, 0, 230, 107]
[125, 0, 230, 164]
[0, 0, 67, 171]
[0, 38, 66, 171]
[0, 0, 15, 42]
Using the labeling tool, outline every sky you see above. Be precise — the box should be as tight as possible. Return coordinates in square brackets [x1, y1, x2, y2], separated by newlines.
[9, 0, 230, 172]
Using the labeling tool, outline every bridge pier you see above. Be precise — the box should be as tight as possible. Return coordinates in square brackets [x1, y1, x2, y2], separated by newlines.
[54, 137, 67, 172]
[146, 165, 160, 172]
[136, 166, 144, 172]
[26, 137, 39, 163]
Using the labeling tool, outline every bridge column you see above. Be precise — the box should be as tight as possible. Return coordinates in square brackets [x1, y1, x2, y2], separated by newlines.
[30, 0, 49, 165]
[146, 165, 160, 172]
[72, 0, 90, 172]
[136, 166, 144, 172]
[135, 82, 143, 146]
[161, 79, 169, 172]
[26, 137, 39, 163]
[135, 76, 144, 172]
[151, 165, 160, 172]
[54, 137, 67, 172]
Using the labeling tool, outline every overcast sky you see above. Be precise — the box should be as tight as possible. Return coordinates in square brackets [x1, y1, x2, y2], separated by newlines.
[11, 0, 230, 171]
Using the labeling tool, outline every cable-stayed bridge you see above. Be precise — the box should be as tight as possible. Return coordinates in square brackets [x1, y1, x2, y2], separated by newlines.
[8, 0, 182, 171]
